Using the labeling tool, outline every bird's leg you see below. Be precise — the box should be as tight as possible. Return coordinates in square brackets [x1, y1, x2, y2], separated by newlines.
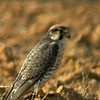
[31, 80, 41, 100]
[31, 90, 39, 100]
[31, 92, 36, 100]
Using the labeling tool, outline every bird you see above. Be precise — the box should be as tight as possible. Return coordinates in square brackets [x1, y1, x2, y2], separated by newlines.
[4, 24, 70, 100]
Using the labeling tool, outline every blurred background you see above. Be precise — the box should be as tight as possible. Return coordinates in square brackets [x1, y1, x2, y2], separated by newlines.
[0, 0, 100, 100]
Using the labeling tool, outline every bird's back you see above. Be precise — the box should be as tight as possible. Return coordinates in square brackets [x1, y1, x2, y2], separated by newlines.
[4, 24, 70, 100]
[4, 38, 62, 100]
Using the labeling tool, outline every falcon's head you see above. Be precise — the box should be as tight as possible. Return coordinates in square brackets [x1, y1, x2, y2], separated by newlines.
[47, 24, 70, 41]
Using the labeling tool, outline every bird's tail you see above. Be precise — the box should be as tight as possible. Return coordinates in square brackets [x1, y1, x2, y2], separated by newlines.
[4, 86, 16, 100]
[4, 80, 34, 100]
[4, 85, 24, 100]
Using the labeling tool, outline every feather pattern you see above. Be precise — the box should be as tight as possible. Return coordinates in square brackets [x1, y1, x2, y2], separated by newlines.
[4, 24, 70, 100]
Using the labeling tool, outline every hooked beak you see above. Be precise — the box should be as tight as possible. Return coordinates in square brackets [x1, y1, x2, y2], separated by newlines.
[64, 28, 70, 39]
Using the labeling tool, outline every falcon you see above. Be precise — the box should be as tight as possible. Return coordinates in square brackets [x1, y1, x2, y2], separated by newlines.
[4, 24, 70, 100]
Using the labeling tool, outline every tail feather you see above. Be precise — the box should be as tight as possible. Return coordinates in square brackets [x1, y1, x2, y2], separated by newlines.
[4, 80, 34, 100]
[4, 87, 14, 100]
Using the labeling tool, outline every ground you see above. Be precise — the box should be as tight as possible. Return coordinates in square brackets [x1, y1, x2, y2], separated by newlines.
[0, 0, 100, 100]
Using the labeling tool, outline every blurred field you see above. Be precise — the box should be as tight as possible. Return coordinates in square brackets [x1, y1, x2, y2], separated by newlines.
[0, 0, 100, 100]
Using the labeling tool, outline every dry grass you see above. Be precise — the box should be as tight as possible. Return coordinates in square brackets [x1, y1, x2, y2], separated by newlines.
[0, 0, 100, 100]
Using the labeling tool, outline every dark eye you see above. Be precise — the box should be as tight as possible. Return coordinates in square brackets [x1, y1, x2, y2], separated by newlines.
[60, 30, 63, 33]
